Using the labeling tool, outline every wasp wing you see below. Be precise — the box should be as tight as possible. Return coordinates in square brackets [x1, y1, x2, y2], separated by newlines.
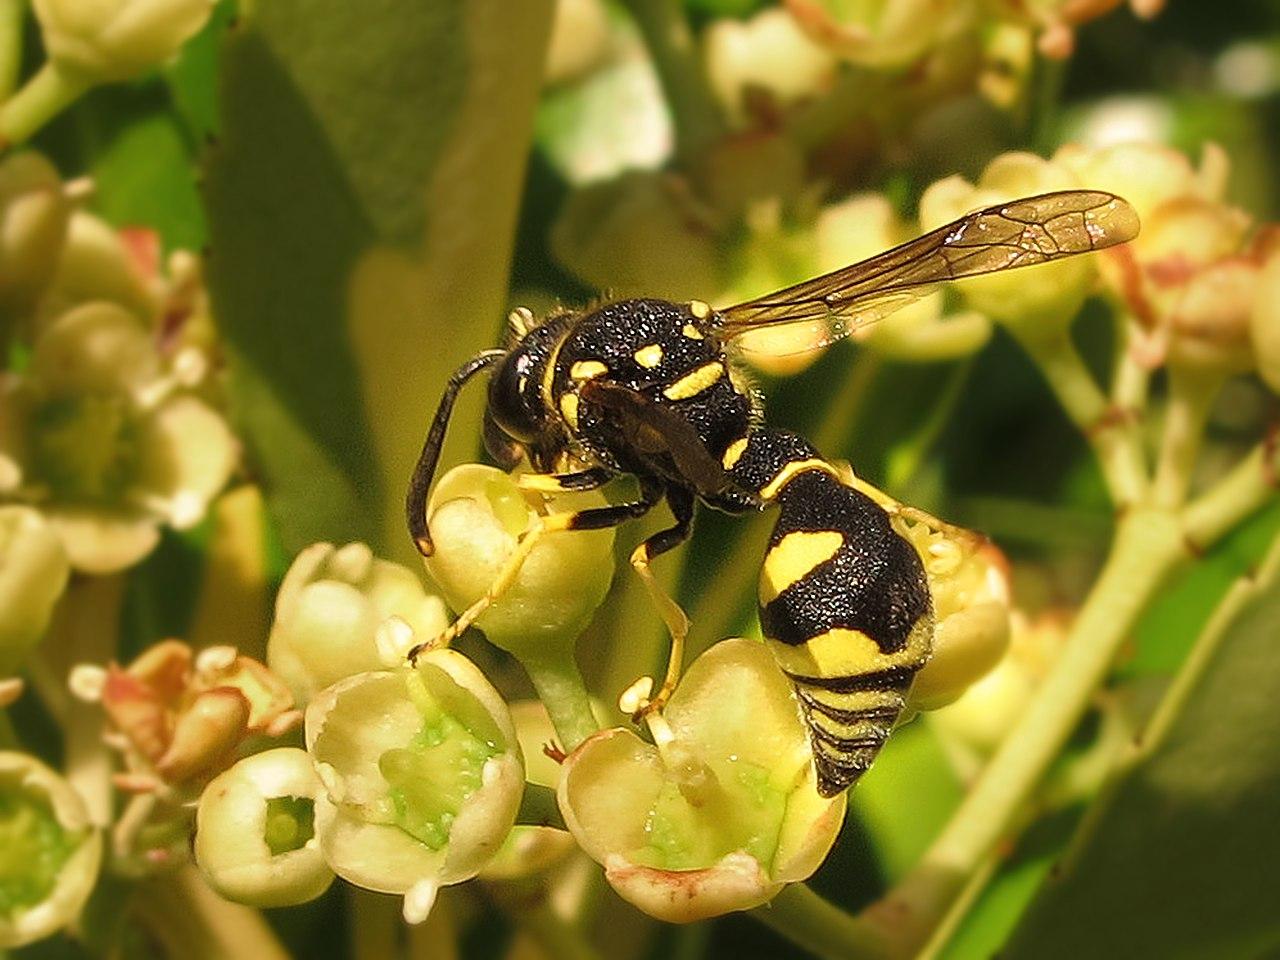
[715, 190, 1139, 351]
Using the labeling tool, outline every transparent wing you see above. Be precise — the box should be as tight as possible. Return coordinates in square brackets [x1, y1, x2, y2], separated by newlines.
[715, 190, 1139, 350]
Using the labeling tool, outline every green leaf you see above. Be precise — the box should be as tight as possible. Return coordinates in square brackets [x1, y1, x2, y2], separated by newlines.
[1001, 531, 1280, 960]
[204, 0, 553, 558]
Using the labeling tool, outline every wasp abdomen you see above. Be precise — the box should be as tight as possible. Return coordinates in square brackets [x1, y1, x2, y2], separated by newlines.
[732, 430, 933, 797]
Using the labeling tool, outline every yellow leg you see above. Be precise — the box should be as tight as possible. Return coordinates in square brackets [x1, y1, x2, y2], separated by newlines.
[844, 472, 986, 549]
[407, 514, 569, 663]
[629, 542, 690, 719]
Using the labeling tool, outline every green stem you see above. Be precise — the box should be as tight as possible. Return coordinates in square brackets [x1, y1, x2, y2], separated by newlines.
[1013, 328, 1148, 507]
[40, 574, 125, 827]
[516, 781, 566, 830]
[619, 0, 725, 164]
[0, 707, 18, 748]
[0, 0, 24, 102]
[522, 653, 599, 752]
[752, 883, 893, 960]
[1181, 438, 1278, 548]
[885, 360, 972, 490]
[1153, 366, 1222, 509]
[0, 62, 91, 147]
[136, 865, 290, 960]
[1110, 316, 1152, 413]
[520, 902, 603, 960]
[864, 508, 1188, 957]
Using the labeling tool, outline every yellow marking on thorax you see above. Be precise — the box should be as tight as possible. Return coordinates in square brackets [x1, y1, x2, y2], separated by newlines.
[689, 300, 711, 319]
[662, 361, 723, 400]
[634, 344, 664, 368]
[758, 458, 841, 500]
[721, 436, 749, 469]
[560, 392, 580, 429]
[570, 359, 608, 381]
[682, 323, 704, 340]
[759, 531, 843, 605]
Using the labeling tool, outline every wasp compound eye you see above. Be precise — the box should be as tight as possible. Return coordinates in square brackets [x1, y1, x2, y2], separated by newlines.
[487, 351, 540, 443]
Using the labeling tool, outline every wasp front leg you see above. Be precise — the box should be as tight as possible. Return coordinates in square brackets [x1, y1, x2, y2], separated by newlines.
[516, 466, 613, 494]
[407, 476, 664, 663]
[628, 486, 696, 719]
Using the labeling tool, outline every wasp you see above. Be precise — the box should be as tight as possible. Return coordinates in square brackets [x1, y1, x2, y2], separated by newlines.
[406, 190, 1138, 798]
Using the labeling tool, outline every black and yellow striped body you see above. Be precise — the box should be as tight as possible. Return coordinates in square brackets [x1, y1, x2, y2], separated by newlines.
[487, 298, 933, 797]
[718, 430, 932, 797]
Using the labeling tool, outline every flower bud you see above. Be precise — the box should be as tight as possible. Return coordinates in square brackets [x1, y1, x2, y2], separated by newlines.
[920, 153, 1093, 335]
[268, 542, 449, 705]
[0, 507, 70, 675]
[558, 639, 844, 923]
[32, 0, 216, 84]
[931, 611, 1067, 756]
[0, 752, 102, 948]
[0, 152, 70, 315]
[704, 9, 836, 122]
[304, 650, 523, 922]
[195, 748, 334, 908]
[1253, 251, 1280, 393]
[904, 533, 1012, 711]
[423, 465, 615, 656]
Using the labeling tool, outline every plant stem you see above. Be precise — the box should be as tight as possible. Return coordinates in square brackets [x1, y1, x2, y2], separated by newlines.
[752, 883, 893, 960]
[136, 865, 289, 960]
[40, 574, 125, 827]
[863, 508, 1188, 957]
[0, 62, 91, 146]
[1153, 366, 1222, 509]
[1181, 439, 1279, 548]
[0, 0, 24, 101]
[1013, 328, 1148, 507]
[520, 901, 604, 960]
[522, 653, 599, 752]
[619, 0, 725, 165]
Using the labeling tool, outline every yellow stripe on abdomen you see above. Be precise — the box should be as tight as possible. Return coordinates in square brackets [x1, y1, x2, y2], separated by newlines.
[758, 531, 843, 604]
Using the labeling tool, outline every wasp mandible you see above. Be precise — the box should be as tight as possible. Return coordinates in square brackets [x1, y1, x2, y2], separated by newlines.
[406, 190, 1139, 798]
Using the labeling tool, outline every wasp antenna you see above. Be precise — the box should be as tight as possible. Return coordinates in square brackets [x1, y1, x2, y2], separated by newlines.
[406, 349, 508, 556]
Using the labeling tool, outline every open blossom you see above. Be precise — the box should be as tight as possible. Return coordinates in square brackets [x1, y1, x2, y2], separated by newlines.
[558, 640, 845, 923]
[0, 753, 102, 949]
[32, 0, 216, 84]
[704, 8, 836, 121]
[81, 640, 297, 795]
[983, 0, 1164, 59]
[195, 747, 335, 908]
[305, 650, 523, 923]
[0, 302, 237, 572]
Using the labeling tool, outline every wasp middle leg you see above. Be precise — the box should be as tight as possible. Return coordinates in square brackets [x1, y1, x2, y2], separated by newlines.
[628, 485, 696, 718]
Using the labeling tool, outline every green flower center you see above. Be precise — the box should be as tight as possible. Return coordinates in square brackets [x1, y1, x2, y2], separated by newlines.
[633, 759, 787, 872]
[32, 395, 139, 503]
[378, 706, 499, 851]
[263, 796, 316, 856]
[0, 776, 83, 919]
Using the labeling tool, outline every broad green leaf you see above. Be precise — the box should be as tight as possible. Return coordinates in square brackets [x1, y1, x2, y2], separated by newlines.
[204, 1, 553, 558]
[1001, 531, 1280, 960]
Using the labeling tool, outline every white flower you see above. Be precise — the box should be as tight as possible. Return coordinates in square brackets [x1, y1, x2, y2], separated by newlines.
[33, 0, 216, 83]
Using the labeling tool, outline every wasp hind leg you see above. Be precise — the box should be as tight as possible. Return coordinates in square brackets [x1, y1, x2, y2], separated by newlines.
[843, 471, 986, 549]
[407, 478, 664, 663]
[629, 485, 696, 720]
